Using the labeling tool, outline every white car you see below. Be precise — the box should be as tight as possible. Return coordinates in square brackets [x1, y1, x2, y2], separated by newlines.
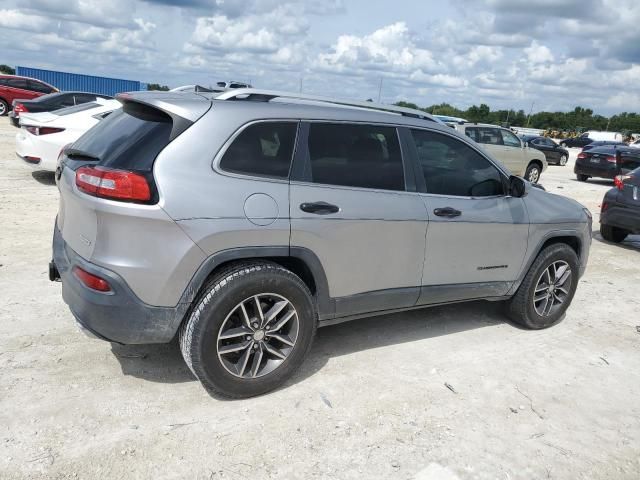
[16, 99, 121, 172]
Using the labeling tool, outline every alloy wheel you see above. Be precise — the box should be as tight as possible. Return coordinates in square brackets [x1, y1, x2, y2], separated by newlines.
[559, 155, 568, 166]
[0, 103, 6, 116]
[528, 167, 540, 183]
[217, 293, 299, 378]
[533, 261, 572, 317]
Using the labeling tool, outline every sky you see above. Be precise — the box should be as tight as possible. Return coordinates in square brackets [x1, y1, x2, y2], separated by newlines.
[1, 0, 639, 115]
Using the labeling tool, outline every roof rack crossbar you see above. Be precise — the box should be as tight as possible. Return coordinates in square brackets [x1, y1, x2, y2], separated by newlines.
[214, 88, 436, 121]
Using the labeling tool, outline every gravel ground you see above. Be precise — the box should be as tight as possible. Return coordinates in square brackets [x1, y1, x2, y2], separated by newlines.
[1, 116, 639, 480]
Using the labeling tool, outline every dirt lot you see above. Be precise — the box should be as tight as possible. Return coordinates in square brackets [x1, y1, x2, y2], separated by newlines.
[1, 116, 639, 480]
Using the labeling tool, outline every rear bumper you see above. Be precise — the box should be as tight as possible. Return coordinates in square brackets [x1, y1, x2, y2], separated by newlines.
[52, 223, 186, 344]
[574, 162, 617, 179]
[601, 196, 640, 234]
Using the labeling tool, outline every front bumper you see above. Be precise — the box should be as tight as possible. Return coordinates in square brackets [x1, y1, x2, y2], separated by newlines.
[52, 223, 186, 344]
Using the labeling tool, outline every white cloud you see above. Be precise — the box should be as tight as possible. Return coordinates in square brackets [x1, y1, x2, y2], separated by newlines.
[524, 41, 554, 64]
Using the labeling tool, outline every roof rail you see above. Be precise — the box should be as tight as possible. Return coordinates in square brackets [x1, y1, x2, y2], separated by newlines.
[214, 88, 438, 122]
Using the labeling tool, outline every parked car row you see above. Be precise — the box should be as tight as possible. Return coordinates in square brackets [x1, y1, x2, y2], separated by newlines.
[574, 145, 640, 183]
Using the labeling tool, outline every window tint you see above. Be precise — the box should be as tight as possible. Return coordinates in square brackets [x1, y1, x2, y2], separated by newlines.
[220, 122, 297, 179]
[501, 129, 521, 147]
[306, 123, 404, 191]
[27, 80, 52, 93]
[7, 78, 28, 90]
[75, 94, 97, 104]
[411, 129, 504, 197]
[465, 127, 504, 146]
[0, 78, 8, 86]
[70, 103, 173, 172]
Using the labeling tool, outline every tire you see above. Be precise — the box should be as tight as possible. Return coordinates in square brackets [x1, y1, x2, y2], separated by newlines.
[179, 261, 317, 398]
[576, 174, 589, 182]
[560, 142, 567, 148]
[0, 99, 8, 116]
[600, 224, 628, 243]
[506, 244, 579, 330]
[525, 163, 541, 183]
[559, 154, 568, 166]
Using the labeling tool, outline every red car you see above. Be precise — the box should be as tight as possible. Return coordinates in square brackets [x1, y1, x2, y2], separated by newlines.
[0, 75, 58, 116]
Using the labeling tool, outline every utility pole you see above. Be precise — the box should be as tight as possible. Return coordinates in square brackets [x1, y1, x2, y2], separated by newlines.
[606, 117, 611, 132]
[505, 109, 511, 125]
[377, 77, 383, 103]
[526, 101, 535, 127]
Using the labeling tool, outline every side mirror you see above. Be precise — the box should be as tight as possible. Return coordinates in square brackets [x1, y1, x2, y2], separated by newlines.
[509, 175, 529, 198]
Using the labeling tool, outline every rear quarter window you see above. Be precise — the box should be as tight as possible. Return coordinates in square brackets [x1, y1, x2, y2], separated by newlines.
[219, 122, 298, 179]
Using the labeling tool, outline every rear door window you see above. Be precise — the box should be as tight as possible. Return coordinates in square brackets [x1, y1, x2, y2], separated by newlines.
[27, 80, 53, 93]
[219, 122, 298, 179]
[305, 123, 404, 191]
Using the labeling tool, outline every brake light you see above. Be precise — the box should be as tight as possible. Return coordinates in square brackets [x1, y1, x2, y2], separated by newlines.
[13, 103, 28, 115]
[577, 152, 587, 159]
[606, 155, 617, 163]
[72, 266, 111, 292]
[25, 126, 65, 136]
[614, 174, 631, 190]
[75, 166, 151, 202]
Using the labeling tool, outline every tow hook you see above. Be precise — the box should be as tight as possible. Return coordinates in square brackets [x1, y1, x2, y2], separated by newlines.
[49, 261, 61, 282]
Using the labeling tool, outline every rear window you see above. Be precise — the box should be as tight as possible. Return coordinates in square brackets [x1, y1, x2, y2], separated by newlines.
[70, 102, 173, 171]
[55, 102, 100, 115]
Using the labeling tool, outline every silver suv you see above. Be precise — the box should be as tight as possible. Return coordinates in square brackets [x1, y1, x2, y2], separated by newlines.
[454, 123, 548, 183]
[50, 89, 592, 398]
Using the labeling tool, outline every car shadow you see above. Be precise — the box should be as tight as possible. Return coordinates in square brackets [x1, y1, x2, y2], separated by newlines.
[31, 171, 56, 185]
[573, 178, 614, 187]
[110, 300, 509, 396]
[592, 229, 640, 251]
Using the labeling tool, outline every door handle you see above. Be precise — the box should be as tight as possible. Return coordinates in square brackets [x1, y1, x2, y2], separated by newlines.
[300, 201, 340, 215]
[433, 207, 461, 218]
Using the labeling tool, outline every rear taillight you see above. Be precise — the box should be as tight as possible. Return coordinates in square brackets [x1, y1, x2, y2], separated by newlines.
[606, 155, 617, 163]
[577, 152, 587, 159]
[75, 166, 151, 202]
[600, 202, 608, 212]
[13, 103, 28, 115]
[72, 266, 111, 292]
[25, 126, 65, 136]
[614, 174, 632, 190]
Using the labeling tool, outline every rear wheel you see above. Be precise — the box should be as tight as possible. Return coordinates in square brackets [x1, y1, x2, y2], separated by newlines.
[600, 224, 628, 243]
[179, 261, 316, 398]
[525, 163, 541, 183]
[559, 154, 568, 166]
[0, 99, 8, 116]
[507, 244, 579, 329]
[560, 142, 567, 147]
[576, 174, 589, 182]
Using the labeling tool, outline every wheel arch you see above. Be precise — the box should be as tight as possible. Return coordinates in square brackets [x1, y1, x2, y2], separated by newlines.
[178, 246, 334, 321]
[508, 232, 583, 296]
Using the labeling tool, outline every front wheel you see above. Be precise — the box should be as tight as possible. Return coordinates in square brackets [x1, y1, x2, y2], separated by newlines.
[525, 163, 541, 183]
[179, 261, 316, 398]
[506, 244, 579, 329]
[600, 224, 628, 243]
[0, 99, 8, 116]
[559, 154, 568, 166]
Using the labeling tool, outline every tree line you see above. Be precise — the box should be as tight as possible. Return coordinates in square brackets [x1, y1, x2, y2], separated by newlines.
[395, 101, 640, 135]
